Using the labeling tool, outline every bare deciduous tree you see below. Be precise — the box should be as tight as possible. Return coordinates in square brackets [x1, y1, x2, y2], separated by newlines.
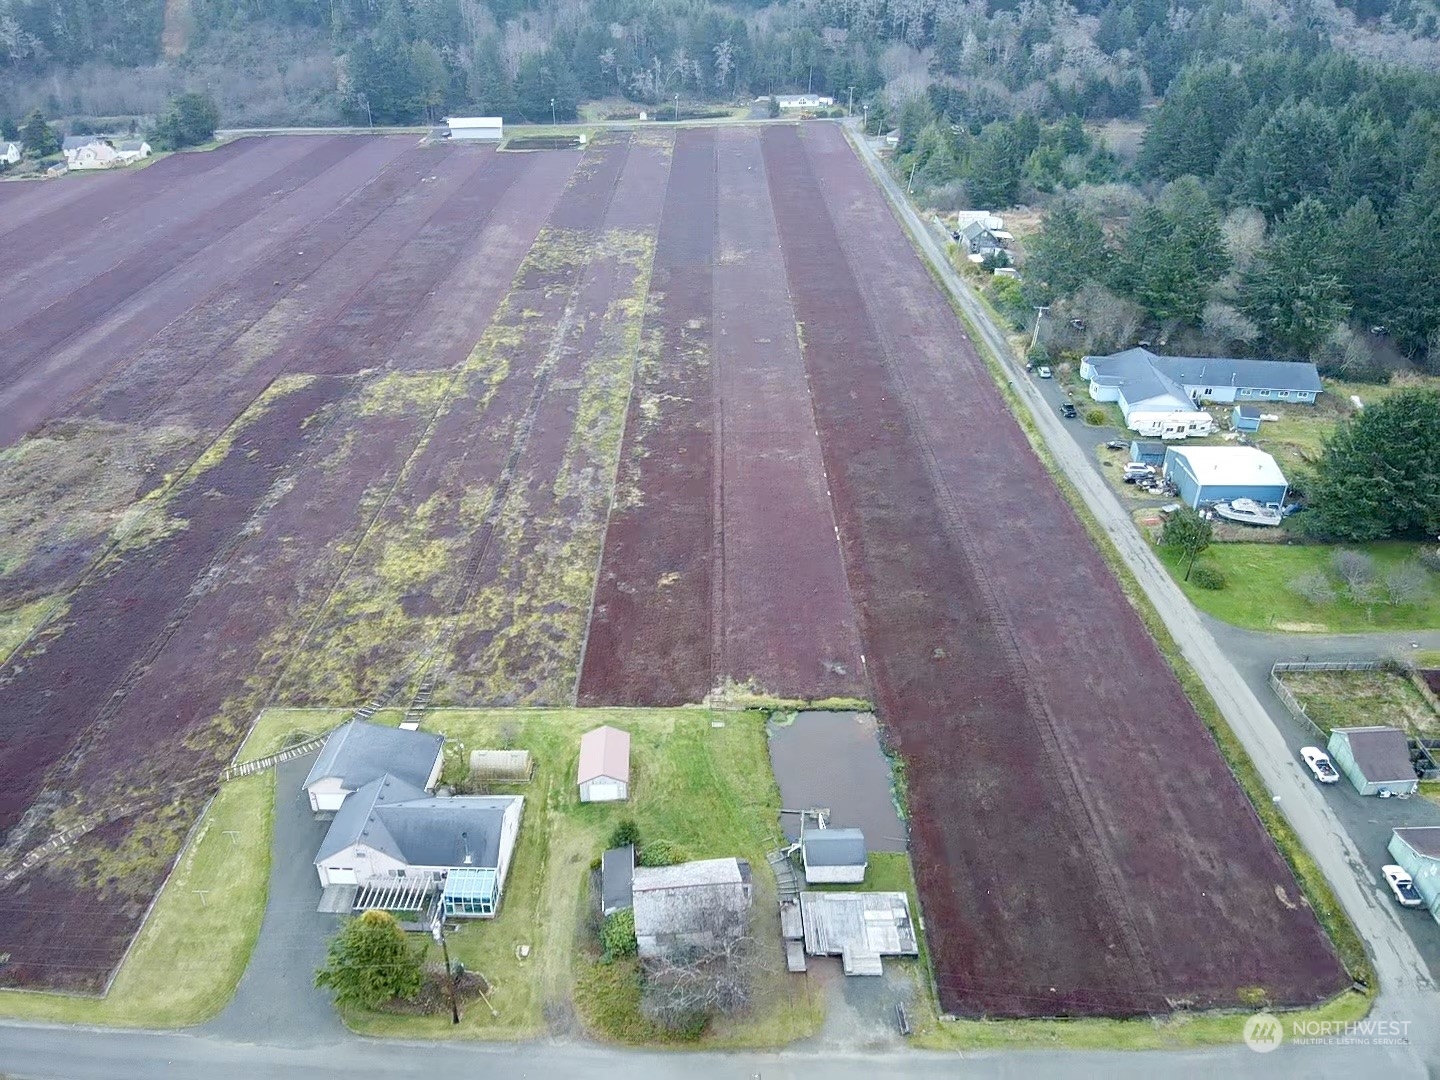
[1383, 560, 1431, 606]
[1288, 569, 1338, 605]
[641, 910, 758, 1032]
[1332, 548, 1379, 603]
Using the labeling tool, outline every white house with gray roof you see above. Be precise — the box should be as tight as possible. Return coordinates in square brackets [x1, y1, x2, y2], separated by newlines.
[1081, 348, 1322, 437]
[800, 827, 867, 884]
[303, 721, 444, 812]
[313, 773, 523, 917]
[1, 142, 21, 165]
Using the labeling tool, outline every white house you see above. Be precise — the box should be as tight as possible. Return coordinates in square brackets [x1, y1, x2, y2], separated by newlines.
[115, 139, 152, 164]
[302, 720, 444, 812]
[63, 136, 120, 170]
[577, 725, 630, 802]
[445, 116, 503, 142]
[1081, 348, 1322, 438]
[632, 857, 753, 959]
[800, 827, 867, 885]
[1, 142, 21, 166]
[313, 774, 524, 918]
[773, 94, 834, 110]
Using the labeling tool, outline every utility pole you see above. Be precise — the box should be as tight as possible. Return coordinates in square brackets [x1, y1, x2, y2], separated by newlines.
[907, 157, 919, 195]
[550, 97, 556, 126]
[1030, 306, 1049, 352]
[674, 93, 680, 122]
[433, 923, 460, 1024]
[847, 86, 855, 116]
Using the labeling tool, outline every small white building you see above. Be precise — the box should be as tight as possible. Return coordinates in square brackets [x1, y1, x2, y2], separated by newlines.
[115, 139, 152, 164]
[577, 725, 630, 802]
[445, 116, 504, 142]
[800, 827, 867, 884]
[302, 720, 444, 813]
[1, 142, 21, 165]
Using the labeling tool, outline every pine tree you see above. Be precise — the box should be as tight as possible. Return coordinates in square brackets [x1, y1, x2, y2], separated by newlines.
[1305, 389, 1440, 541]
[1243, 99, 1338, 220]
[1024, 198, 1111, 304]
[314, 910, 424, 1010]
[1240, 199, 1350, 357]
[21, 110, 60, 158]
[1114, 178, 1228, 324]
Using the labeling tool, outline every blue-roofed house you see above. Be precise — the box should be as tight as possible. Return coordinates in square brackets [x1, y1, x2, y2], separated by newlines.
[303, 721, 444, 812]
[1081, 348, 1321, 438]
[313, 774, 523, 916]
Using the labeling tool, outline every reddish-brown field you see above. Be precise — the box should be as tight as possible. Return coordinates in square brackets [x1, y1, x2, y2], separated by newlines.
[0, 125, 1346, 1016]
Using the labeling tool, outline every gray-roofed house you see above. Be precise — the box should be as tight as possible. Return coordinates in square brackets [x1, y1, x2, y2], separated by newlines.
[303, 720, 445, 812]
[800, 827, 867, 884]
[1388, 827, 1440, 924]
[1081, 348, 1321, 438]
[313, 773, 523, 917]
[632, 857, 753, 959]
[578, 725, 630, 802]
[602, 844, 635, 916]
[1327, 726, 1418, 797]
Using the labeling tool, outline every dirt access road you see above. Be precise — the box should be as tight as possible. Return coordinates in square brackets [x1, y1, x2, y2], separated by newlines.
[845, 123, 1435, 1054]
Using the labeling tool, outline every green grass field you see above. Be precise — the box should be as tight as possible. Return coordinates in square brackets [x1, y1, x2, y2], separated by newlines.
[1280, 669, 1439, 738]
[0, 774, 273, 1026]
[1159, 541, 1440, 632]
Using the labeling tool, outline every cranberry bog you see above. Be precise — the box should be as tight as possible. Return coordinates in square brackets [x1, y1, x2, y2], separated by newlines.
[0, 127, 1347, 1018]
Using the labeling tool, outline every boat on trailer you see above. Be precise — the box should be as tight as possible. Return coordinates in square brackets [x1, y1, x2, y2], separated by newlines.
[1213, 497, 1283, 527]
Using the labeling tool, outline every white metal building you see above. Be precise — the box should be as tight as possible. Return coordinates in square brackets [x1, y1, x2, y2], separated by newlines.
[445, 116, 504, 142]
[1161, 446, 1288, 509]
[577, 725, 630, 802]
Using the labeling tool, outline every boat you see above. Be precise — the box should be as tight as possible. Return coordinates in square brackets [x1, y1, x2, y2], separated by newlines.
[1213, 498, 1283, 527]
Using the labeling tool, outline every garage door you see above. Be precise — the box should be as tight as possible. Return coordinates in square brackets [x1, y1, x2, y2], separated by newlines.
[587, 782, 621, 802]
[313, 791, 347, 812]
[326, 867, 358, 886]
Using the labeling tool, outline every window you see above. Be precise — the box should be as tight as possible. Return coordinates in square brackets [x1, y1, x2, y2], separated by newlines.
[1278, 390, 1289, 399]
[1259, 389, 1271, 397]
[1240, 388, 1252, 396]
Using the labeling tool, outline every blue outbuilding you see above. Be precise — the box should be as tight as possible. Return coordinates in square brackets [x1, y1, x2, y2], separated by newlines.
[1232, 404, 1262, 432]
[1129, 440, 1167, 467]
[1162, 446, 1288, 509]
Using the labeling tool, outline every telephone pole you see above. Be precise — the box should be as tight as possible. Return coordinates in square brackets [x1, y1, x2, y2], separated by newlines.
[1030, 306, 1049, 352]
[847, 86, 855, 116]
[550, 97, 556, 126]
[432, 923, 460, 1024]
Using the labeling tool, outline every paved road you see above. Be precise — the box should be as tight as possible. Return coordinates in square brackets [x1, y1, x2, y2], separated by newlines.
[845, 123, 1438, 1066]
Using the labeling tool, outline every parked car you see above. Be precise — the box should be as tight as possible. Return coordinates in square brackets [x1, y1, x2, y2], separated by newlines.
[1300, 746, 1339, 784]
[1060, 402, 1078, 418]
[1037, 366, 1052, 379]
[1105, 440, 1127, 450]
[1122, 462, 1154, 478]
[1382, 864, 1424, 908]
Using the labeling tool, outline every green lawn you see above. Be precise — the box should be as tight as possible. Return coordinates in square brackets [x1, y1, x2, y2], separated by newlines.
[0, 773, 274, 1026]
[1280, 669, 1439, 738]
[1159, 541, 1440, 632]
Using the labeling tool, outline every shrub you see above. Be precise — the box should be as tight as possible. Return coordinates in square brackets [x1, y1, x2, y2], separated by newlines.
[1190, 565, 1227, 590]
[607, 818, 641, 850]
[1416, 547, 1440, 573]
[1288, 570, 1337, 605]
[1085, 408, 1108, 425]
[637, 839, 685, 867]
[601, 909, 638, 960]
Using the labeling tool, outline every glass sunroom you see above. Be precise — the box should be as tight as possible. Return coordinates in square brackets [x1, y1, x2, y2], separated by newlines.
[442, 867, 499, 918]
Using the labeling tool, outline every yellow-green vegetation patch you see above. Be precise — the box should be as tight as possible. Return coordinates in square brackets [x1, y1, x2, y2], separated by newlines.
[1159, 542, 1440, 632]
[356, 370, 457, 417]
[0, 594, 67, 665]
[0, 419, 196, 578]
[0, 774, 273, 1027]
[333, 706, 815, 1045]
[1279, 668, 1439, 738]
